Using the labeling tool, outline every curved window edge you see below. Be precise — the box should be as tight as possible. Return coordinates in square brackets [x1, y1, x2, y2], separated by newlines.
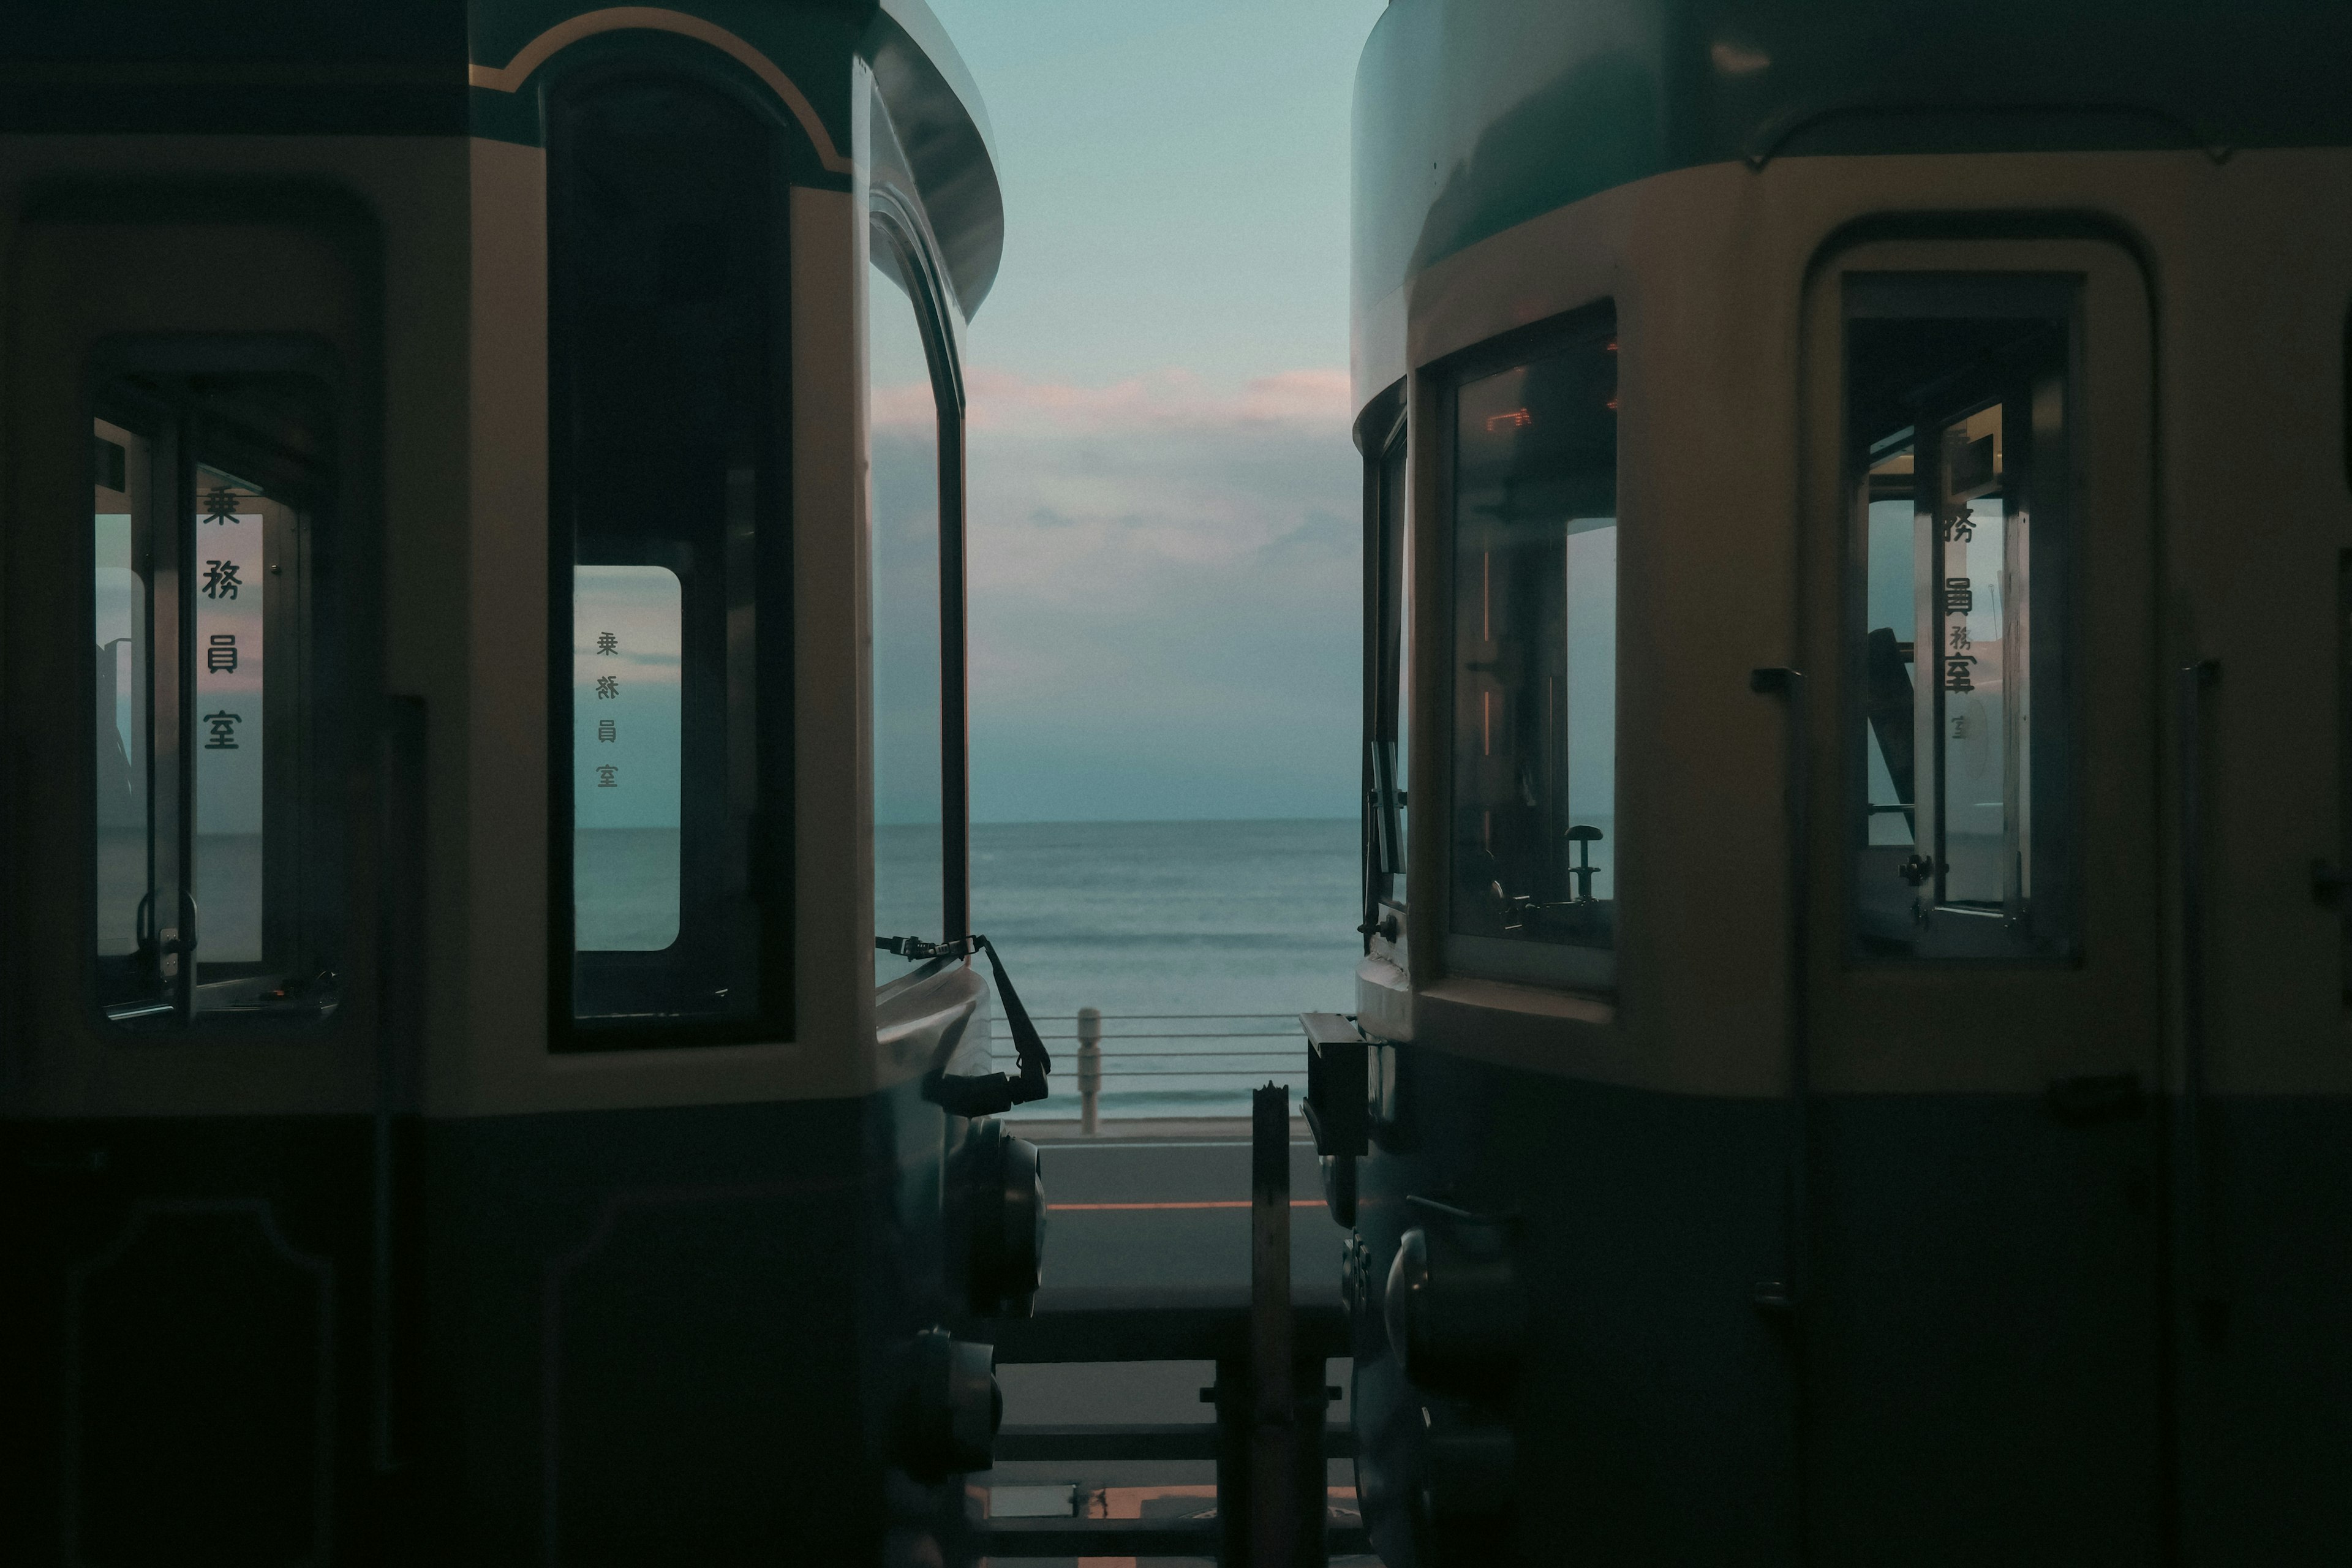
[867, 189, 970, 986]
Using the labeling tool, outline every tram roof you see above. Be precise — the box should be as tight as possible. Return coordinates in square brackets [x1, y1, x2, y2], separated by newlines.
[1356, 0, 2352, 326]
[0, 0, 1004, 314]
[867, 0, 1005, 314]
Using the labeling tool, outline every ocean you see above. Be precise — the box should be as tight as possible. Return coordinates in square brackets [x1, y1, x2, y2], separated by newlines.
[572, 816, 1364, 1118]
[963, 818, 1362, 1120]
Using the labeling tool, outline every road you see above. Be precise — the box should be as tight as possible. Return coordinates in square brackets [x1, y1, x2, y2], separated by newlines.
[982, 1123, 1368, 1565]
[1033, 1126, 1348, 1289]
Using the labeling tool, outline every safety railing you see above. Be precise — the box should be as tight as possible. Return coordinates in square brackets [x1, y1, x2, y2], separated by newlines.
[994, 1010, 1306, 1128]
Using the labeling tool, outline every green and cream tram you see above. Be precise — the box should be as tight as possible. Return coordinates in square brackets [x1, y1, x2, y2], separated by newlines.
[1324, 2, 2352, 1563]
[0, 3, 1039, 1563]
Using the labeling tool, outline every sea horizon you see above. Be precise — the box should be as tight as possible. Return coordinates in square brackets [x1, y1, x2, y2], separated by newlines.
[962, 816, 1362, 1118]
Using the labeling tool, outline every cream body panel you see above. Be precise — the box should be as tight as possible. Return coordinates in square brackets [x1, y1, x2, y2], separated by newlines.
[448, 135, 551, 1114]
[793, 174, 885, 1098]
[2157, 150, 2352, 1098]
[0, 135, 468, 1120]
[1365, 147, 2352, 1099]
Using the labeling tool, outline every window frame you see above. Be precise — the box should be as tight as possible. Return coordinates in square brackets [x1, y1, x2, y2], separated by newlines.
[543, 61, 799, 1052]
[1430, 300, 1622, 995]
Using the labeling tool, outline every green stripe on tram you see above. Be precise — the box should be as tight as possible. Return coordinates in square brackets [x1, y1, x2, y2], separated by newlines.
[1355, 0, 2352, 306]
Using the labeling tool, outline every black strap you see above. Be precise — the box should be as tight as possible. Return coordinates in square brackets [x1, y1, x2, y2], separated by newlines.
[878, 933, 1052, 1115]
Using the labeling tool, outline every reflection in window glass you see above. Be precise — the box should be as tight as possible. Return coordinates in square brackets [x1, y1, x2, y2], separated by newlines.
[1847, 278, 2074, 959]
[574, 567, 683, 950]
[869, 229, 946, 971]
[550, 74, 790, 1038]
[1447, 317, 1618, 989]
[93, 421, 149, 963]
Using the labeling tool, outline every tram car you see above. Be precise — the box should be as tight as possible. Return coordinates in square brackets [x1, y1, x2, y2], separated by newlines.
[0, 3, 1046, 1564]
[1316, 2, 2352, 1564]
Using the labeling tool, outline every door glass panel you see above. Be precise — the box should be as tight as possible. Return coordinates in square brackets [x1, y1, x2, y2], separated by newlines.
[1847, 277, 2075, 959]
[549, 74, 791, 1040]
[92, 391, 344, 1030]
[573, 566, 684, 951]
[869, 227, 947, 973]
[1446, 315, 1618, 989]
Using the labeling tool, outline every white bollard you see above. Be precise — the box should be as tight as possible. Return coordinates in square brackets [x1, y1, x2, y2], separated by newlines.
[1076, 1006, 1103, 1135]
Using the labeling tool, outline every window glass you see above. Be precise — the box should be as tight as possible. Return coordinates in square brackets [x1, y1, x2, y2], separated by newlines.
[92, 398, 344, 1028]
[1447, 317, 1618, 989]
[193, 465, 270, 963]
[1847, 278, 2075, 959]
[869, 228, 948, 973]
[1368, 416, 1409, 911]
[573, 566, 684, 950]
[551, 75, 791, 1040]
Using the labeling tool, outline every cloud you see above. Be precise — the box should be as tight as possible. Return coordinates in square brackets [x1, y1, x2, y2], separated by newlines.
[974, 366, 1351, 432]
[873, 366, 1352, 437]
[957, 367, 1363, 821]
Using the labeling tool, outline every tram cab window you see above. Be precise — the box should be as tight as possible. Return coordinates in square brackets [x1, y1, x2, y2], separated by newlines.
[91, 388, 344, 1030]
[869, 221, 953, 973]
[549, 74, 793, 1044]
[1367, 407, 1410, 916]
[1444, 314, 1618, 990]
[1846, 277, 2076, 960]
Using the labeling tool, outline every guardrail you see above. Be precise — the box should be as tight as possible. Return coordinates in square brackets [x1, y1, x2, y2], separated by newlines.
[995, 1010, 1305, 1128]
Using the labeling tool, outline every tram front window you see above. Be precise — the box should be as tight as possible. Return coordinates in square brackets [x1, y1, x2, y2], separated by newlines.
[549, 74, 792, 1042]
[91, 395, 344, 1028]
[1368, 410, 1409, 914]
[1847, 277, 2076, 959]
[1445, 314, 1618, 990]
[869, 224, 950, 973]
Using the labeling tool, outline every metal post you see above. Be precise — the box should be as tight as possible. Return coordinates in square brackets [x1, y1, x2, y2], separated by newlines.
[1077, 1006, 1102, 1135]
[1250, 1083, 1295, 1564]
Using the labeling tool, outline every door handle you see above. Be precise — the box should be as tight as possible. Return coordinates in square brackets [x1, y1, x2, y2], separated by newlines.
[134, 889, 200, 956]
[2178, 660, 2225, 1326]
[2046, 1071, 2147, 1126]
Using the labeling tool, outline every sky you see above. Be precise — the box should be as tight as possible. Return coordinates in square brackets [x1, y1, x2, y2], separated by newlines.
[921, 0, 1388, 822]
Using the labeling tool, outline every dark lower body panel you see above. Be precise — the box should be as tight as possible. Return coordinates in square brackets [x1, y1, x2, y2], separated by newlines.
[1, 1081, 970, 1567]
[1346, 1046, 2352, 1567]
